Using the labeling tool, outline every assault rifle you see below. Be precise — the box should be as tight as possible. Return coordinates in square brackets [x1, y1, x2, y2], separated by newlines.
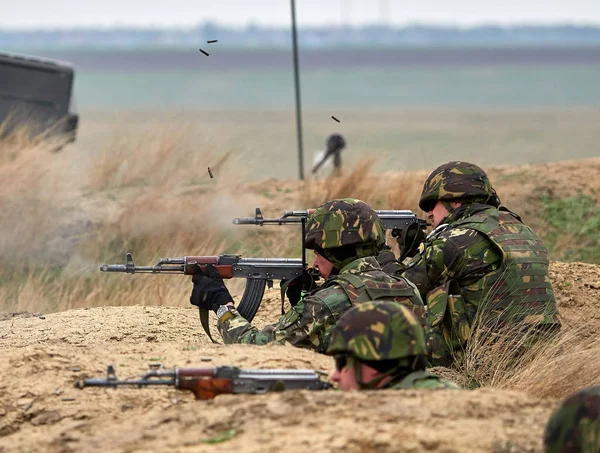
[233, 208, 427, 259]
[75, 364, 332, 400]
[100, 253, 318, 340]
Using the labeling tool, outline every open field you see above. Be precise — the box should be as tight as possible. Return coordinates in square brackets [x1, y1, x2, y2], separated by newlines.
[1, 113, 600, 452]
[77, 108, 600, 180]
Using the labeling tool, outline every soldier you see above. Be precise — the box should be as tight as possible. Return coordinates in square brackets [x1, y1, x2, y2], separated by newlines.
[189, 198, 424, 352]
[397, 161, 561, 365]
[543, 386, 600, 453]
[326, 301, 459, 390]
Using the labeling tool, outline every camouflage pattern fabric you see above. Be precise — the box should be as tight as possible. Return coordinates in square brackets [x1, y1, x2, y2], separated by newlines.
[386, 371, 460, 390]
[325, 301, 428, 360]
[218, 257, 424, 353]
[419, 161, 498, 212]
[544, 386, 600, 453]
[304, 198, 386, 251]
[401, 203, 561, 365]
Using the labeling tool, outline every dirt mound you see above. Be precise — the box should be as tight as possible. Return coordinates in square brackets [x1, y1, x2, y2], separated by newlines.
[3, 257, 600, 453]
[1, 306, 556, 453]
[550, 261, 600, 333]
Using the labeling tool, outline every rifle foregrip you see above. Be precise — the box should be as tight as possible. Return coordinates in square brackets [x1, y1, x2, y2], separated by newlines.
[179, 378, 234, 400]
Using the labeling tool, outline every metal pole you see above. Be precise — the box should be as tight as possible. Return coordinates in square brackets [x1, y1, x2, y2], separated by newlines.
[290, 0, 305, 180]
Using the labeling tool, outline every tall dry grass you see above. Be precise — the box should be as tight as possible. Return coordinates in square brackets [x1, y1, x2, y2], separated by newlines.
[449, 280, 600, 399]
[301, 157, 382, 208]
[0, 122, 267, 313]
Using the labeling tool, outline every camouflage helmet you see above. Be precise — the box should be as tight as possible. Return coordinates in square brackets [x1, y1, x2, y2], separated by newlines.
[305, 198, 385, 251]
[326, 301, 428, 361]
[419, 161, 496, 212]
[543, 386, 600, 453]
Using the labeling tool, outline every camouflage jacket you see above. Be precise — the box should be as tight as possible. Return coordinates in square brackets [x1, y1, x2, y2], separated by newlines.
[384, 370, 460, 390]
[218, 256, 424, 353]
[400, 203, 561, 364]
[544, 386, 600, 453]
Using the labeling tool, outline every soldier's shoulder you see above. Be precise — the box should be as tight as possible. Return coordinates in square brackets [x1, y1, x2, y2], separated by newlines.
[308, 285, 351, 307]
[432, 224, 491, 251]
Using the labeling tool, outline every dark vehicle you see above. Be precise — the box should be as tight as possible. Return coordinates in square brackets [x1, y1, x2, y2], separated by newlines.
[0, 50, 78, 144]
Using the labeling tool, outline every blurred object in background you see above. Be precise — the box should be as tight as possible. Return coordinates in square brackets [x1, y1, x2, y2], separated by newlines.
[312, 133, 346, 177]
[0, 51, 79, 150]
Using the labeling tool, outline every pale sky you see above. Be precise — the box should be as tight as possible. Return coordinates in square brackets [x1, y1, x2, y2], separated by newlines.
[2, 0, 600, 29]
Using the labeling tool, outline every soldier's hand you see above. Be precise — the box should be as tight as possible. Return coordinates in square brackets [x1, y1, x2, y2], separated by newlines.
[285, 269, 320, 306]
[397, 223, 427, 260]
[189, 264, 234, 312]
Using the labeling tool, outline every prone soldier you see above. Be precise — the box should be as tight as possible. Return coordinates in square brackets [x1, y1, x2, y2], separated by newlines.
[326, 301, 459, 390]
[395, 161, 561, 365]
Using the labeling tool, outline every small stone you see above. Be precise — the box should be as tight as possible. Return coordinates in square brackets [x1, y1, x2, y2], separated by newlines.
[62, 397, 76, 402]
[39, 315, 46, 320]
[56, 389, 63, 396]
[71, 367, 81, 372]
[200, 357, 212, 362]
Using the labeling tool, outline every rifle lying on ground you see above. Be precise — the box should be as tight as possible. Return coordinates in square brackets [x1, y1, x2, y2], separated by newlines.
[75, 364, 332, 400]
[100, 253, 318, 339]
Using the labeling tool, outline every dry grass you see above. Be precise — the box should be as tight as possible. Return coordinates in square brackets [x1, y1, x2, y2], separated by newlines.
[455, 319, 600, 399]
[87, 123, 234, 191]
[300, 157, 382, 208]
[451, 287, 600, 399]
[0, 123, 289, 313]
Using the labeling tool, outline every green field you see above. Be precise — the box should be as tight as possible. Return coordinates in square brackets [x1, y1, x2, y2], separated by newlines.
[75, 65, 600, 109]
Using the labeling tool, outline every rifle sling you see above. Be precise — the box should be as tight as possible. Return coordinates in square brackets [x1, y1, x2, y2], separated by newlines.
[199, 308, 219, 344]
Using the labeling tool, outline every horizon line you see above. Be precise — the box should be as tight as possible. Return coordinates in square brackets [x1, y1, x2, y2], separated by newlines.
[4, 20, 600, 32]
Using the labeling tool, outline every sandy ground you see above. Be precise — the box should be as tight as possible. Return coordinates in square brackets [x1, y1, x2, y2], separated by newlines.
[1, 258, 600, 453]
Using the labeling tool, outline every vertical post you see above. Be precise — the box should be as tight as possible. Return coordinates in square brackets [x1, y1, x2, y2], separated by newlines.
[290, 0, 305, 180]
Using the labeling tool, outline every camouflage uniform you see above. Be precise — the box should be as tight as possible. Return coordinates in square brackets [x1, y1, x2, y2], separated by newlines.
[544, 386, 600, 453]
[401, 161, 561, 365]
[218, 199, 424, 353]
[326, 301, 459, 390]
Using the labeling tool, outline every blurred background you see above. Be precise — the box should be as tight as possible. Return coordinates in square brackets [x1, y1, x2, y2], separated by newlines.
[3, 0, 600, 178]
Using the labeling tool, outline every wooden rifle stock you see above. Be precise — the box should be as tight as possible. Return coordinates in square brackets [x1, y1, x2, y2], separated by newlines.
[178, 377, 235, 400]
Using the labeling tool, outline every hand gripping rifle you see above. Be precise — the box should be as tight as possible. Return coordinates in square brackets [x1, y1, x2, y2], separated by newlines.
[233, 208, 428, 261]
[100, 253, 318, 341]
[75, 364, 332, 400]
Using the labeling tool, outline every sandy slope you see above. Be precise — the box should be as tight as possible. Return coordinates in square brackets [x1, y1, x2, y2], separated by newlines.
[1, 259, 600, 453]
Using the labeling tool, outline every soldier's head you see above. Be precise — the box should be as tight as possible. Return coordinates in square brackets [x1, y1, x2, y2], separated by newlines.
[543, 386, 600, 453]
[326, 301, 429, 391]
[419, 161, 500, 228]
[305, 198, 385, 278]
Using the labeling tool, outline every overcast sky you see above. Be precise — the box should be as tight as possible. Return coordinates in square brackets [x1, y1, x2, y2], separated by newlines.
[2, 0, 600, 29]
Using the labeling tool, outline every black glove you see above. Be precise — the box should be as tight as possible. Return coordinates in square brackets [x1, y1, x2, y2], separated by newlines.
[189, 264, 233, 312]
[397, 223, 427, 260]
[285, 269, 320, 307]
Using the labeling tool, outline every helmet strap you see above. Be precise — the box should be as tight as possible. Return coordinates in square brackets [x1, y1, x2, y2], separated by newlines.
[440, 200, 455, 213]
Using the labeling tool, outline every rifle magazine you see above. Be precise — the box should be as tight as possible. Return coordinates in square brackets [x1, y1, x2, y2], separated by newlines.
[237, 278, 267, 322]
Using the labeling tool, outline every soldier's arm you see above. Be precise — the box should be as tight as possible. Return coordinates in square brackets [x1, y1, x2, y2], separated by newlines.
[217, 289, 350, 351]
[401, 238, 455, 300]
[402, 228, 500, 300]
